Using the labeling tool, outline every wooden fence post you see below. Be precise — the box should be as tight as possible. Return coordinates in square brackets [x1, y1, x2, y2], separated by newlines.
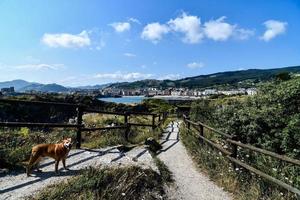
[230, 134, 238, 168]
[76, 106, 83, 149]
[124, 112, 130, 141]
[124, 113, 128, 124]
[187, 117, 191, 130]
[152, 114, 156, 130]
[125, 123, 130, 141]
[158, 114, 161, 122]
[199, 124, 204, 144]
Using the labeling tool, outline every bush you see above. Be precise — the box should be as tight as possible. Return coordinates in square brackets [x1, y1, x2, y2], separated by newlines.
[190, 77, 300, 157]
[187, 77, 300, 198]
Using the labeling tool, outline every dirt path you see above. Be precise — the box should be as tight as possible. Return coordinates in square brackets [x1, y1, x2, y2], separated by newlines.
[0, 146, 156, 200]
[158, 121, 232, 200]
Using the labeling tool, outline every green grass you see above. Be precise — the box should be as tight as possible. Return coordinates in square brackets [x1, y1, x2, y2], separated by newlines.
[180, 125, 298, 200]
[31, 166, 170, 200]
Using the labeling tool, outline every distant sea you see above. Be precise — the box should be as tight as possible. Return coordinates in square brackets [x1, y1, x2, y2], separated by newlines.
[98, 96, 148, 104]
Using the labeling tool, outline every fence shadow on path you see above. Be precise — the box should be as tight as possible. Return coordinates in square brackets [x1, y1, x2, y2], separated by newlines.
[156, 122, 180, 155]
[0, 147, 119, 195]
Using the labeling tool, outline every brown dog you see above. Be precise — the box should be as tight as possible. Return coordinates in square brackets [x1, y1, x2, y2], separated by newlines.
[26, 138, 72, 176]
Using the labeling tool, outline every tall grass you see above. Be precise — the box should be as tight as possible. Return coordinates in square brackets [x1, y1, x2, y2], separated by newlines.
[31, 166, 169, 200]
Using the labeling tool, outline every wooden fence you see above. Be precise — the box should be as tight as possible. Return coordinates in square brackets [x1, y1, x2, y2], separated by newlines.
[0, 99, 168, 148]
[182, 114, 300, 197]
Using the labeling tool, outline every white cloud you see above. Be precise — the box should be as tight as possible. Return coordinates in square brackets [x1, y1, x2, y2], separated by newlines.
[260, 20, 287, 41]
[42, 31, 91, 48]
[94, 71, 153, 81]
[110, 22, 131, 32]
[234, 28, 255, 40]
[141, 22, 170, 43]
[187, 62, 204, 69]
[124, 53, 136, 57]
[14, 63, 65, 70]
[128, 17, 141, 24]
[203, 16, 236, 41]
[203, 16, 254, 41]
[168, 12, 203, 44]
[142, 13, 254, 44]
[141, 64, 147, 69]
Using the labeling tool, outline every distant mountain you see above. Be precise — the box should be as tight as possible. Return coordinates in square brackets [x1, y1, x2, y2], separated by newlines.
[0, 79, 109, 93]
[0, 79, 33, 90]
[108, 65, 300, 89]
[19, 83, 69, 93]
[0, 80, 69, 93]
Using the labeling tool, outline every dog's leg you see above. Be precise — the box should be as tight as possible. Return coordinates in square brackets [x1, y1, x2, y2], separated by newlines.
[62, 158, 69, 170]
[55, 160, 60, 174]
[34, 157, 42, 172]
[26, 152, 39, 176]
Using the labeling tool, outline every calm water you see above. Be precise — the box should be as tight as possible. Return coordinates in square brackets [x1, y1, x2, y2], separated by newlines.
[98, 96, 148, 104]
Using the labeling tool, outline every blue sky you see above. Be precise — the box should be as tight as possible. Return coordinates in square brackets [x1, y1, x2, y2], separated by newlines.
[0, 0, 299, 86]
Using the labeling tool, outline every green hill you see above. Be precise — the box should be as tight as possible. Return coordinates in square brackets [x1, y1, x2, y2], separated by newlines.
[108, 65, 300, 89]
[19, 83, 69, 93]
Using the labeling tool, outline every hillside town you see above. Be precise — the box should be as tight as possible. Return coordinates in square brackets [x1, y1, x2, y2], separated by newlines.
[98, 87, 257, 97]
[0, 85, 257, 98]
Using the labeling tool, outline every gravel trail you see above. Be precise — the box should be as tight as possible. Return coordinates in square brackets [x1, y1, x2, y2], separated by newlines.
[158, 121, 232, 200]
[0, 146, 156, 200]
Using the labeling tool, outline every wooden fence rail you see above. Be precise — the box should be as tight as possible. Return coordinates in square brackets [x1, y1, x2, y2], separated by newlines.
[0, 122, 81, 128]
[182, 114, 300, 197]
[0, 98, 168, 149]
[0, 98, 79, 107]
[226, 139, 300, 166]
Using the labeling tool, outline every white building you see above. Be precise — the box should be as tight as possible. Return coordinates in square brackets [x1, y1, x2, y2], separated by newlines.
[203, 89, 217, 96]
[246, 88, 257, 95]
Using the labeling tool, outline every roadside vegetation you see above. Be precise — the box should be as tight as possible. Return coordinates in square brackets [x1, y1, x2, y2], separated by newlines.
[31, 166, 170, 200]
[181, 76, 300, 200]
